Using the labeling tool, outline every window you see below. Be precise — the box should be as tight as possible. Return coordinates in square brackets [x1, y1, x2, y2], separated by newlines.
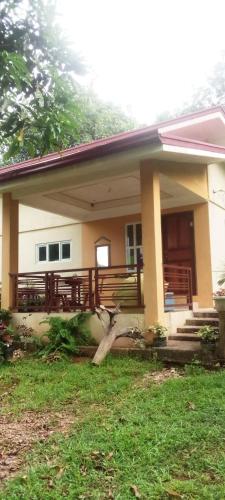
[126, 223, 143, 266]
[36, 241, 71, 263]
[95, 244, 110, 267]
[49, 243, 59, 262]
[38, 245, 47, 262]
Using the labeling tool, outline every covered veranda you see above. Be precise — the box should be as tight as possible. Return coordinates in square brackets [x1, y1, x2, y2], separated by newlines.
[1, 108, 225, 327]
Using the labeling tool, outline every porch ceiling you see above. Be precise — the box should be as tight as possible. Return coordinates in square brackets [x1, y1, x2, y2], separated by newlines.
[0, 136, 216, 221]
[15, 169, 206, 221]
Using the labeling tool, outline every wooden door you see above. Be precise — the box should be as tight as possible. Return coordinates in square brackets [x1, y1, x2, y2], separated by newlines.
[162, 211, 196, 293]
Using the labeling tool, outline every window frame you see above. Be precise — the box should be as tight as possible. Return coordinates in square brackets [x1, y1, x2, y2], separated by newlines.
[95, 243, 111, 268]
[125, 222, 143, 267]
[36, 240, 72, 264]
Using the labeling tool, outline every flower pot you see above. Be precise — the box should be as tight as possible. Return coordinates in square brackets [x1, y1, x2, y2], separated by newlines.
[214, 296, 225, 312]
[144, 330, 155, 346]
[153, 337, 167, 347]
[201, 339, 217, 352]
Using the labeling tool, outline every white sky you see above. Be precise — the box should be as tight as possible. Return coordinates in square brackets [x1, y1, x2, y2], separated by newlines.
[58, 0, 225, 124]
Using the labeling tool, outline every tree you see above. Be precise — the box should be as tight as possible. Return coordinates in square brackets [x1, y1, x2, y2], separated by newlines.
[0, 0, 86, 160]
[77, 90, 137, 143]
[0, 0, 137, 163]
[184, 52, 225, 112]
[156, 52, 225, 122]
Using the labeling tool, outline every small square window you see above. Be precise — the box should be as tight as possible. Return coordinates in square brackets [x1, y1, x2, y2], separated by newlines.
[38, 246, 46, 262]
[62, 242, 71, 260]
[49, 243, 59, 261]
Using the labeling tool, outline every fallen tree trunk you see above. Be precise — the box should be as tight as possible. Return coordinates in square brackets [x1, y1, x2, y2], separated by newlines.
[92, 305, 144, 365]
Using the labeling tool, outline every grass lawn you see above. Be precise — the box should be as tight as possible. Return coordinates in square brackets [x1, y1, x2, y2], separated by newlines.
[1, 357, 225, 499]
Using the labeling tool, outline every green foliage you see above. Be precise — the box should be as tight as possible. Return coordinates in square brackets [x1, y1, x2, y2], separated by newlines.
[2, 360, 225, 498]
[0, 309, 12, 324]
[0, 0, 85, 160]
[149, 322, 167, 338]
[77, 90, 137, 142]
[0, 1, 137, 162]
[0, 309, 13, 362]
[40, 312, 95, 357]
[184, 358, 206, 376]
[197, 325, 218, 342]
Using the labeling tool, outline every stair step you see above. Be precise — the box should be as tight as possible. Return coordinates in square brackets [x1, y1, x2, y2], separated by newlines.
[186, 318, 219, 326]
[169, 333, 201, 342]
[177, 325, 218, 334]
[193, 311, 218, 318]
[177, 325, 202, 333]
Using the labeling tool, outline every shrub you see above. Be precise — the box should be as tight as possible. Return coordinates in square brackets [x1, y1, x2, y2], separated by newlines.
[0, 309, 12, 324]
[0, 309, 13, 362]
[197, 325, 218, 343]
[40, 312, 95, 357]
[149, 323, 167, 339]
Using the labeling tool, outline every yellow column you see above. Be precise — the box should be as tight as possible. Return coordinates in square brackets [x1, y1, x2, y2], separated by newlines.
[140, 163, 164, 325]
[194, 203, 213, 308]
[1, 193, 19, 309]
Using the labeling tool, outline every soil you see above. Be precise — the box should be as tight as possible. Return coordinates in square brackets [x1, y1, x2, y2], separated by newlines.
[135, 367, 183, 389]
[0, 409, 76, 482]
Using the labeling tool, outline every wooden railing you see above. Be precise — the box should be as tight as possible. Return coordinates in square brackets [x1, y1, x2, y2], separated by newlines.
[163, 264, 193, 310]
[10, 264, 143, 313]
[9, 263, 193, 313]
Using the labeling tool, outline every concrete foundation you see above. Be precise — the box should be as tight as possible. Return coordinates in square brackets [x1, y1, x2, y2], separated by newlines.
[12, 309, 193, 347]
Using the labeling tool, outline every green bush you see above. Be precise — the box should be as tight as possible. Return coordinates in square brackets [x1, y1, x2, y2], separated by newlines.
[0, 308, 12, 324]
[40, 312, 95, 357]
[197, 325, 218, 343]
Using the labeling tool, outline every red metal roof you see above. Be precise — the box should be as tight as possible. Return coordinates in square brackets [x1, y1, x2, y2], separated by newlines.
[0, 105, 225, 184]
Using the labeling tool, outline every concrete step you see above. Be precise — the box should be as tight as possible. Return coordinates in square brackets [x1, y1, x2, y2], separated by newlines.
[186, 318, 219, 326]
[169, 333, 200, 342]
[177, 325, 202, 333]
[153, 344, 201, 364]
[193, 310, 218, 318]
[177, 325, 219, 335]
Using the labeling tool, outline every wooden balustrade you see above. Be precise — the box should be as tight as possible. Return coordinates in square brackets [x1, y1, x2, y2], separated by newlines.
[9, 263, 193, 313]
[163, 264, 193, 310]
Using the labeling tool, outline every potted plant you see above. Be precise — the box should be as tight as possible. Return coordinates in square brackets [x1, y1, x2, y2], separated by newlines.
[197, 325, 218, 350]
[150, 323, 168, 347]
[213, 288, 225, 312]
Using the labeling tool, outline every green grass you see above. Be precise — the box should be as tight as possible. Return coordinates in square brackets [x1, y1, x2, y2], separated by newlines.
[1, 358, 225, 498]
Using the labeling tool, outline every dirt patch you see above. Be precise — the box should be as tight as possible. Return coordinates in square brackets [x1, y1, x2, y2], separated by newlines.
[0, 409, 76, 482]
[136, 368, 183, 388]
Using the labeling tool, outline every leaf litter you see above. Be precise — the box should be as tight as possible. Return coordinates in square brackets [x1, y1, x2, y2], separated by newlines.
[0, 409, 76, 482]
[135, 368, 183, 389]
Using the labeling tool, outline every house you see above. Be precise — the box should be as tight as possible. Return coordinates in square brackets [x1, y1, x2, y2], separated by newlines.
[0, 106, 225, 340]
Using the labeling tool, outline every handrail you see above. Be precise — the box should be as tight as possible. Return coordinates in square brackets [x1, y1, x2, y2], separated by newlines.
[11, 264, 143, 313]
[10, 263, 139, 277]
[164, 264, 193, 310]
[10, 263, 193, 313]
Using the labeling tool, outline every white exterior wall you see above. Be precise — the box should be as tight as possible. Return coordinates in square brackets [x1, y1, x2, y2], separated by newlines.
[208, 163, 225, 291]
[0, 200, 82, 280]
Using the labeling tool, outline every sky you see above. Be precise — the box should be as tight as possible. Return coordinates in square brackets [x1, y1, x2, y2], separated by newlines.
[58, 0, 225, 125]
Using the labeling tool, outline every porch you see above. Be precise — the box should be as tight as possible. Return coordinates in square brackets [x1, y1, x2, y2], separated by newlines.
[10, 263, 193, 313]
[1, 107, 221, 330]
